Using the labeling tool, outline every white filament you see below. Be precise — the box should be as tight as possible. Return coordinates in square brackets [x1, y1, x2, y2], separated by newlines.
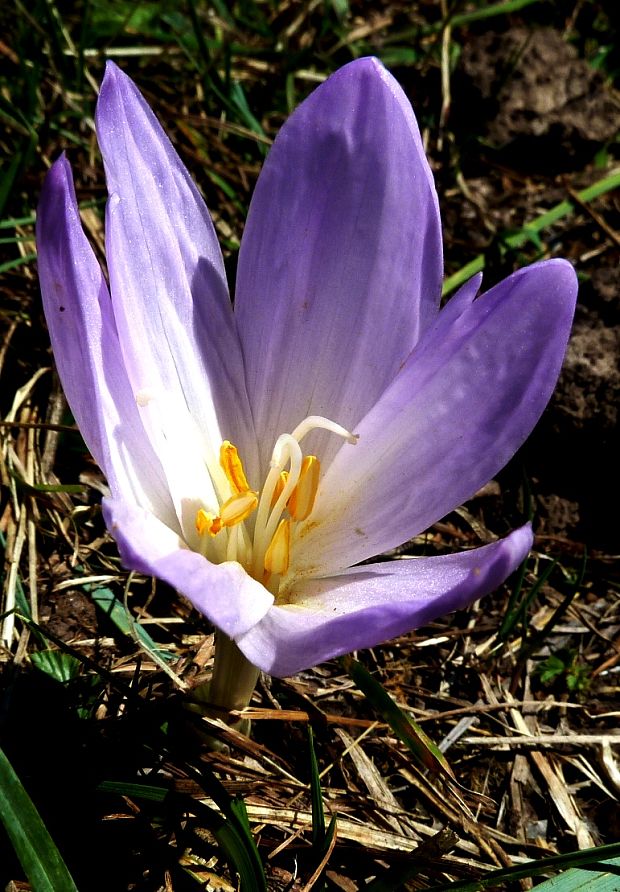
[290, 415, 358, 446]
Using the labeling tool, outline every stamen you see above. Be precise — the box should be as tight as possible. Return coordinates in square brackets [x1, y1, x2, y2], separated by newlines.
[264, 519, 291, 575]
[195, 415, 358, 585]
[220, 441, 250, 494]
[251, 436, 302, 578]
[196, 509, 222, 537]
[288, 456, 320, 521]
[220, 490, 259, 527]
[270, 470, 289, 508]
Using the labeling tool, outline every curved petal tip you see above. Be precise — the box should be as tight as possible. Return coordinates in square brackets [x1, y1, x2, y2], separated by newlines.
[236, 524, 533, 677]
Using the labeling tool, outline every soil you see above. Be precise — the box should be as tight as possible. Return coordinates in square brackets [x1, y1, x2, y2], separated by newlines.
[457, 27, 619, 169]
[446, 24, 620, 553]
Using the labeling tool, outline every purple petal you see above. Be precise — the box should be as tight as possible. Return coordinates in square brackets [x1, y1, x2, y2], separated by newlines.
[235, 57, 442, 472]
[434, 272, 483, 326]
[36, 156, 176, 527]
[237, 525, 532, 676]
[103, 498, 273, 638]
[293, 260, 577, 576]
[95, 63, 257, 482]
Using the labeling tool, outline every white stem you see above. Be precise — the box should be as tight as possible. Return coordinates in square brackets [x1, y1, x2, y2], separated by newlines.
[208, 633, 260, 712]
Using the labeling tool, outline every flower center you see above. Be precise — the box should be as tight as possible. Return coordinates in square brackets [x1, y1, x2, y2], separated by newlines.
[195, 416, 357, 593]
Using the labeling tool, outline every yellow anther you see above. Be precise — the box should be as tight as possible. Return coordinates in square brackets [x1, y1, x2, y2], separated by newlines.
[196, 509, 222, 537]
[270, 470, 289, 508]
[287, 455, 320, 521]
[220, 489, 258, 528]
[220, 440, 250, 494]
[264, 518, 291, 576]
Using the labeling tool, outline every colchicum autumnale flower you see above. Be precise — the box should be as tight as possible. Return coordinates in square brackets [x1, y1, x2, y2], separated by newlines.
[37, 59, 577, 711]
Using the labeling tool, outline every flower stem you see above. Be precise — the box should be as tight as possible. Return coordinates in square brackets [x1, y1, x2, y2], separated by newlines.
[208, 632, 260, 713]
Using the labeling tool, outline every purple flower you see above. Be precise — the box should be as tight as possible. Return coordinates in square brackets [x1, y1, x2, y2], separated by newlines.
[37, 59, 576, 685]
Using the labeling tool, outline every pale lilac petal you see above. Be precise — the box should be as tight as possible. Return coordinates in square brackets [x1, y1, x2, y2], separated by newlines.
[36, 156, 176, 528]
[103, 499, 273, 638]
[237, 525, 532, 676]
[435, 272, 483, 326]
[95, 63, 258, 494]
[235, 57, 442, 471]
[293, 260, 577, 576]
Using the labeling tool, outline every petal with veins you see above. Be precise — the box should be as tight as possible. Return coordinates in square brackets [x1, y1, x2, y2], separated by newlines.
[293, 260, 577, 576]
[37, 155, 177, 529]
[236, 57, 442, 473]
[96, 63, 257, 523]
[238, 525, 532, 676]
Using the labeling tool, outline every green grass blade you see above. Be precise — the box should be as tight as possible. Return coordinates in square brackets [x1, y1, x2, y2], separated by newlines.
[0, 745, 80, 892]
[343, 655, 455, 780]
[421, 842, 620, 891]
[10, 470, 85, 495]
[382, 0, 543, 46]
[308, 725, 326, 849]
[499, 557, 557, 640]
[306, 728, 336, 891]
[516, 549, 588, 671]
[98, 780, 266, 890]
[89, 584, 174, 663]
[444, 0, 544, 28]
[532, 856, 620, 890]
[97, 780, 169, 803]
[442, 169, 620, 296]
[0, 253, 37, 274]
[0, 153, 25, 219]
[229, 81, 267, 145]
[0, 214, 36, 228]
[497, 555, 528, 640]
[503, 170, 620, 250]
[211, 823, 264, 891]
[175, 756, 267, 890]
[227, 797, 266, 889]
[182, 794, 266, 890]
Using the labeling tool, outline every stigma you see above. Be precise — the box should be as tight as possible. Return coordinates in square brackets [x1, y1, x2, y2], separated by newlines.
[194, 415, 358, 589]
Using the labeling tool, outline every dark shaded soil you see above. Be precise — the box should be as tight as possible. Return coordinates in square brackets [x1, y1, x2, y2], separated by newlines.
[456, 27, 619, 170]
